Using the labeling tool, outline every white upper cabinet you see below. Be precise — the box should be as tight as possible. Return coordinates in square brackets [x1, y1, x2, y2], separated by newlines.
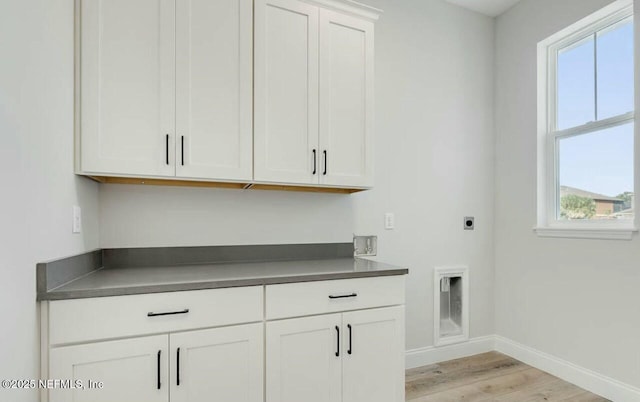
[78, 0, 378, 189]
[79, 0, 252, 181]
[254, 0, 376, 187]
[319, 10, 374, 187]
[79, 0, 176, 177]
[254, 0, 320, 184]
[175, 0, 253, 181]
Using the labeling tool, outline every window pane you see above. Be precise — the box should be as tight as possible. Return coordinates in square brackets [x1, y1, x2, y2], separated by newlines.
[597, 18, 634, 120]
[557, 36, 595, 130]
[558, 122, 634, 221]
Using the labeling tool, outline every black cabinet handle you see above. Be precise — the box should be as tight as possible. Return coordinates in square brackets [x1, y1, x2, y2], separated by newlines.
[323, 150, 327, 175]
[347, 324, 352, 355]
[181, 136, 184, 166]
[335, 326, 340, 357]
[157, 350, 161, 390]
[328, 293, 357, 299]
[165, 134, 169, 165]
[147, 309, 190, 317]
[176, 347, 181, 386]
[312, 149, 317, 175]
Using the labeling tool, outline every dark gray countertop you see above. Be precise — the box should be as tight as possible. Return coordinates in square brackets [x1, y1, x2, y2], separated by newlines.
[39, 258, 408, 301]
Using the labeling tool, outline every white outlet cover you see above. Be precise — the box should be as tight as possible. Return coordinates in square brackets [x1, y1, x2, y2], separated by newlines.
[384, 213, 395, 230]
[72, 205, 82, 234]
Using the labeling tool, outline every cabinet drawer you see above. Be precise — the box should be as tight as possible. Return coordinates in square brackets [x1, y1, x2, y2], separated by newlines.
[265, 276, 404, 320]
[48, 286, 263, 345]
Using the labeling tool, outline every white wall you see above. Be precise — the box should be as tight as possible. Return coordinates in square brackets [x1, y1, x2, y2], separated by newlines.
[0, 0, 100, 400]
[352, 0, 496, 351]
[3, 0, 636, 396]
[99, 0, 496, 354]
[495, 0, 640, 389]
[100, 185, 355, 247]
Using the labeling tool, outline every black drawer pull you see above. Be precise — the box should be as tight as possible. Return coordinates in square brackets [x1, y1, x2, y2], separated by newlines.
[147, 309, 190, 317]
[157, 350, 161, 390]
[181, 136, 185, 166]
[176, 347, 181, 386]
[323, 150, 327, 175]
[165, 134, 169, 165]
[312, 149, 317, 175]
[328, 293, 357, 300]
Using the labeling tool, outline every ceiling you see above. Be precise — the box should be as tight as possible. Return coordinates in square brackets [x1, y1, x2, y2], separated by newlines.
[445, 0, 522, 17]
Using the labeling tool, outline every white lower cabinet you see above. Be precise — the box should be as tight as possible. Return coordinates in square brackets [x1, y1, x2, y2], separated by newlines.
[266, 306, 405, 402]
[49, 324, 262, 402]
[43, 277, 405, 402]
[266, 314, 342, 402]
[49, 335, 169, 402]
[342, 307, 405, 402]
[170, 324, 263, 402]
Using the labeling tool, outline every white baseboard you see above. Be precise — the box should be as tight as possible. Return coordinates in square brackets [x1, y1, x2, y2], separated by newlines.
[494, 336, 640, 402]
[406, 335, 640, 402]
[405, 335, 495, 369]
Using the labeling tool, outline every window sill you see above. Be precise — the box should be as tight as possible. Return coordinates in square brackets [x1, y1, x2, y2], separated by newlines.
[534, 227, 637, 240]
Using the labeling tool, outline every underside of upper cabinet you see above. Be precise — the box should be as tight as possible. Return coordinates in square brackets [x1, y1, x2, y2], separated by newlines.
[87, 176, 367, 194]
[75, 0, 381, 193]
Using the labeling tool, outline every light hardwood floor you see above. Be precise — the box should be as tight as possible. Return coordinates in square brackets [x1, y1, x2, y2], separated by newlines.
[406, 352, 609, 402]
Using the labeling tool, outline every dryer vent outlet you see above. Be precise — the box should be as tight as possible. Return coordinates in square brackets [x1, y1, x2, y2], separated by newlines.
[434, 266, 469, 346]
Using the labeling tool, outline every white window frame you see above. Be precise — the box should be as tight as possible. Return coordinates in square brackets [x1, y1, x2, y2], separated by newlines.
[536, 0, 637, 240]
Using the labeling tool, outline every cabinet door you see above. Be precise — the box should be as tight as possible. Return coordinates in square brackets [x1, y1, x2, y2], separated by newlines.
[266, 314, 341, 402]
[80, 0, 176, 177]
[254, 0, 320, 184]
[169, 323, 263, 402]
[49, 335, 168, 402]
[175, 0, 253, 181]
[319, 10, 374, 187]
[342, 306, 405, 402]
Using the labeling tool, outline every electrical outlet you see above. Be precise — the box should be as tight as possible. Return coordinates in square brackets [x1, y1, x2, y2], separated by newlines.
[464, 216, 474, 231]
[72, 205, 82, 234]
[384, 213, 395, 230]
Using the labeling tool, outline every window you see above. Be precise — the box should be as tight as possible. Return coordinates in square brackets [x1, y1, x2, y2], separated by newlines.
[537, 0, 636, 239]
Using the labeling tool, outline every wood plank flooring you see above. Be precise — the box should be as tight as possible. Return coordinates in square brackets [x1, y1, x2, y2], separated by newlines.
[406, 352, 609, 402]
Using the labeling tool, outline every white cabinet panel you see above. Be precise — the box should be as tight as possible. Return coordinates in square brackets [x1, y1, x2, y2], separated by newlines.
[342, 307, 405, 402]
[80, 0, 175, 176]
[79, 0, 377, 189]
[49, 335, 168, 402]
[49, 286, 263, 345]
[265, 275, 405, 320]
[319, 10, 374, 187]
[265, 306, 405, 402]
[254, 0, 319, 184]
[44, 280, 403, 402]
[266, 314, 342, 402]
[170, 324, 263, 402]
[175, 0, 253, 180]
[254, 2, 374, 188]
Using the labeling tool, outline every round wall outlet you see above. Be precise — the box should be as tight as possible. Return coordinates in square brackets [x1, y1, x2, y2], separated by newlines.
[464, 217, 475, 230]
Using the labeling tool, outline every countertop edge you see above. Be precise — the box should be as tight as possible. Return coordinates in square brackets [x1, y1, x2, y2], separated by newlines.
[37, 268, 409, 301]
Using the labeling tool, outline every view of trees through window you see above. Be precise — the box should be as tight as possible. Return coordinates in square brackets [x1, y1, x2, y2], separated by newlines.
[556, 16, 634, 221]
